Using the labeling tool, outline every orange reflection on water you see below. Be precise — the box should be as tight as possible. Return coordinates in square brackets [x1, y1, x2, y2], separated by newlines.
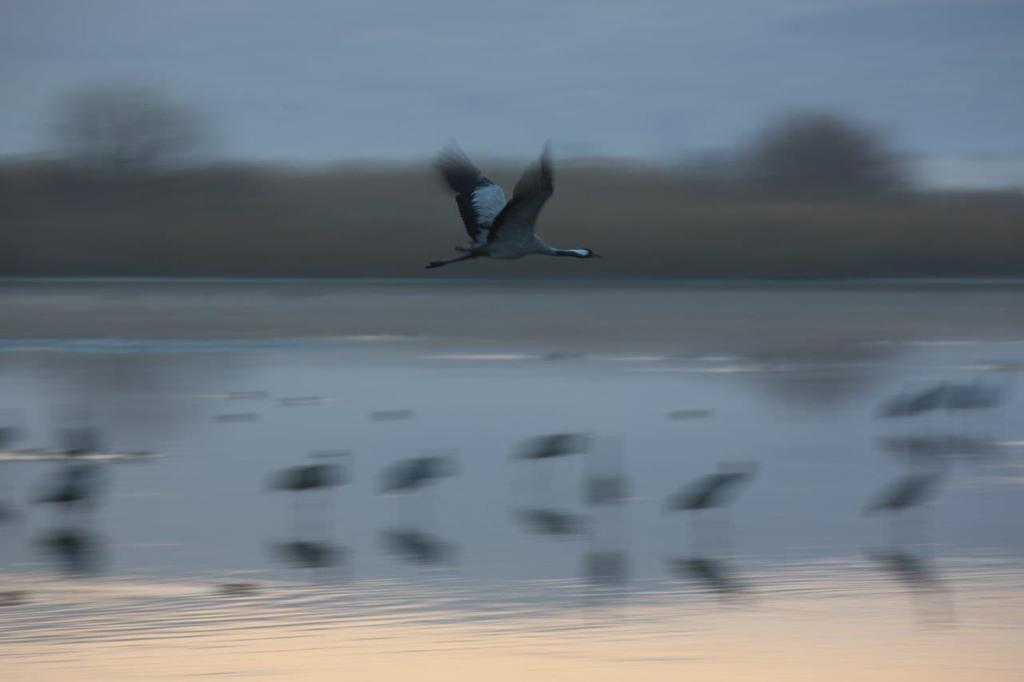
[1, 558, 1022, 681]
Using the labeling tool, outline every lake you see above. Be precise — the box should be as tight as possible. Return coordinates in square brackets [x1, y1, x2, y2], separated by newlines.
[1, 280, 1022, 680]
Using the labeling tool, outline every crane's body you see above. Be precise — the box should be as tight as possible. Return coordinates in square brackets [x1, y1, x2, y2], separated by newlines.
[427, 144, 599, 269]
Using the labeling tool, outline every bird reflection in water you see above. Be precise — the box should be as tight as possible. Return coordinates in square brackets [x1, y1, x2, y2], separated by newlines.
[877, 381, 1010, 458]
[582, 437, 630, 608]
[269, 451, 349, 534]
[878, 435, 1001, 468]
[864, 548, 954, 627]
[864, 548, 945, 593]
[35, 463, 105, 514]
[0, 424, 23, 454]
[268, 539, 347, 577]
[377, 454, 458, 565]
[30, 457, 108, 576]
[216, 582, 260, 597]
[36, 527, 106, 576]
[583, 551, 628, 588]
[380, 528, 456, 566]
[0, 417, 27, 597]
[58, 425, 103, 456]
[268, 451, 350, 578]
[877, 380, 1007, 420]
[514, 508, 585, 536]
[0, 590, 29, 607]
[584, 471, 627, 507]
[862, 452, 953, 626]
[665, 462, 757, 601]
[582, 549, 629, 610]
[0, 422, 22, 523]
[864, 471, 944, 516]
[667, 556, 748, 600]
[513, 433, 589, 518]
[666, 462, 756, 553]
[385, 454, 458, 531]
[864, 468, 945, 547]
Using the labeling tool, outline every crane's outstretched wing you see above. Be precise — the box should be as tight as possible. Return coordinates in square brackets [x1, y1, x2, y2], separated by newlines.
[488, 144, 554, 245]
[437, 145, 507, 244]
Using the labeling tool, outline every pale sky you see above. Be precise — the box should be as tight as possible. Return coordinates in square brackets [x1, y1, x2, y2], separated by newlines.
[1, 0, 1022, 185]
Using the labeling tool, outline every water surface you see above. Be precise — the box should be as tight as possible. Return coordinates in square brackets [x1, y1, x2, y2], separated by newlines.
[1, 281, 1022, 680]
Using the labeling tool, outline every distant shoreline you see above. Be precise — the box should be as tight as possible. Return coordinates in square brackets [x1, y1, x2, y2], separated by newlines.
[3, 280, 1022, 356]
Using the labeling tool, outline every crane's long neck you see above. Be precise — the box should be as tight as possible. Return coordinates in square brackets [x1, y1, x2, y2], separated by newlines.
[544, 246, 590, 258]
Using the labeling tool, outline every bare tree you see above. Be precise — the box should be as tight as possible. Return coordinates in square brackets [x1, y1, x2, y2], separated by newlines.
[53, 85, 206, 172]
[746, 113, 908, 194]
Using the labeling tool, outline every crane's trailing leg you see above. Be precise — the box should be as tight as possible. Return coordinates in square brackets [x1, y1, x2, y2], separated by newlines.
[425, 252, 479, 269]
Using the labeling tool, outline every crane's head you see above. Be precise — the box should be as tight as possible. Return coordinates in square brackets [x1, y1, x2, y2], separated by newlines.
[557, 248, 601, 259]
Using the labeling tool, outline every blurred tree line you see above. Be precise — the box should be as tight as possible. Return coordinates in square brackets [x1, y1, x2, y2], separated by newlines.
[684, 113, 908, 195]
[48, 85, 908, 195]
[1, 85, 1022, 278]
[53, 85, 207, 173]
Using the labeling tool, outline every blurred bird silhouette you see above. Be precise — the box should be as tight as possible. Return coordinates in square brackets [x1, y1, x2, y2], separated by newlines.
[214, 412, 260, 424]
[36, 527, 105, 575]
[864, 472, 944, 515]
[667, 556, 748, 599]
[514, 434, 591, 508]
[878, 435, 999, 467]
[582, 437, 627, 506]
[380, 528, 455, 566]
[864, 548, 943, 591]
[369, 409, 415, 421]
[0, 591, 29, 607]
[878, 384, 948, 418]
[943, 381, 1004, 411]
[864, 547, 953, 626]
[878, 381, 1005, 418]
[666, 463, 757, 556]
[34, 463, 104, 511]
[667, 409, 713, 420]
[515, 508, 586, 536]
[269, 540, 345, 570]
[0, 424, 22, 522]
[584, 551, 629, 587]
[0, 425, 22, 452]
[666, 463, 757, 511]
[516, 433, 590, 460]
[584, 474, 627, 506]
[379, 455, 456, 493]
[270, 453, 350, 533]
[427, 144, 600, 269]
[59, 425, 102, 456]
[271, 462, 346, 492]
[217, 582, 259, 597]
